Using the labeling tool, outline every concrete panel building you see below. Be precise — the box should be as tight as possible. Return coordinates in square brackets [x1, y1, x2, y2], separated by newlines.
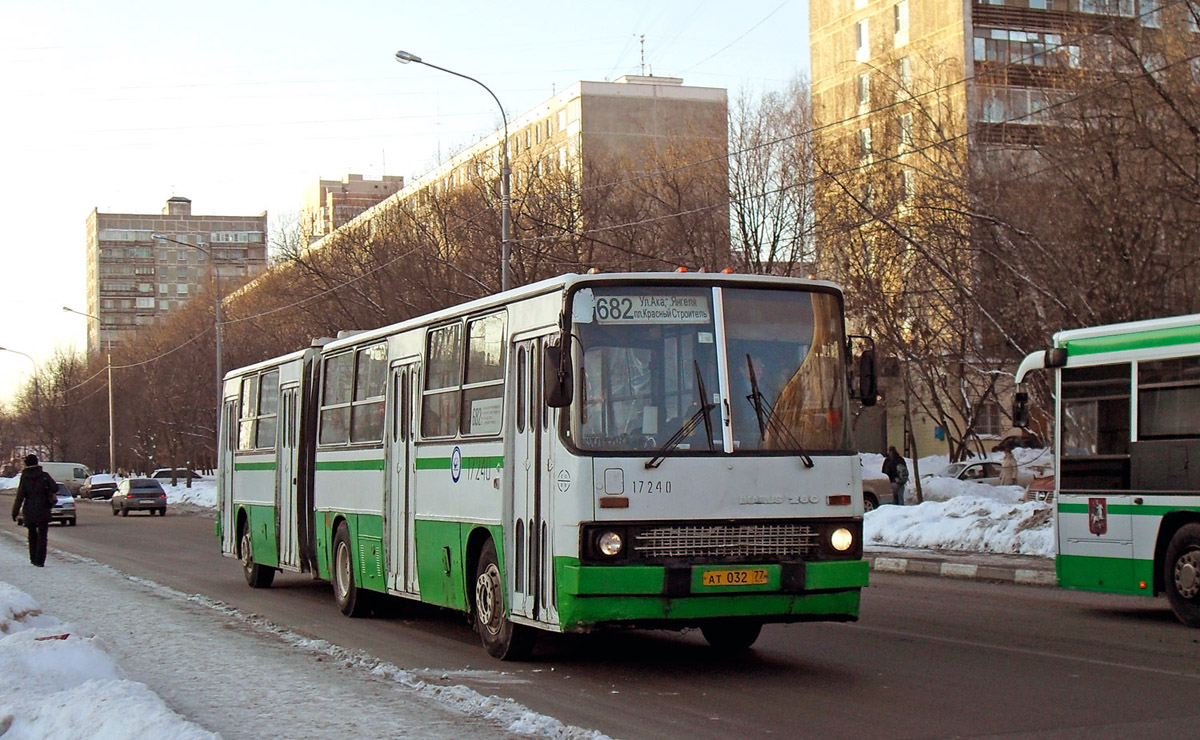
[85, 197, 268, 354]
[301, 174, 405, 244]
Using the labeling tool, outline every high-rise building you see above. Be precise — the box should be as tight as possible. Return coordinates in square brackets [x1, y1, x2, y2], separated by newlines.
[312, 75, 730, 273]
[85, 197, 268, 355]
[301, 174, 405, 244]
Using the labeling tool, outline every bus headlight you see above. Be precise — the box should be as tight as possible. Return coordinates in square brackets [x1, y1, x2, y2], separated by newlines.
[829, 527, 854, 552]
[597, 530, 624, 557]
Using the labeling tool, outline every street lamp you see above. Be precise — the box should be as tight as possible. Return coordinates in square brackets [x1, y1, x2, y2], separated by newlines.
[150, 233, 223, 420]
[395, 49, 512, 292]
[63, 307, 115, 475]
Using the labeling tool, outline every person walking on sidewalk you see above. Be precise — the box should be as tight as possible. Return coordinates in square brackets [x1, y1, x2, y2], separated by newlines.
[882, 446, 909, 506]
[11, 454, 58, 567]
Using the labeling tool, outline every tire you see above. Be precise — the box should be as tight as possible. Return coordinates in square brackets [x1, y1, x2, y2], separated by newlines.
[863, 493, 878, 512]
[1164, 522, 1200, 627]
[700, 619, 763, 650]
[332, 522, 371, 617]
[68, 519, 76, 527]
[473, 539, 533, 660]
[240, 522, 276, 588]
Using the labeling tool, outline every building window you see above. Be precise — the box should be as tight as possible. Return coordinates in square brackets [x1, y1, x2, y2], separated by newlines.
[857, 72, 870, 106]
[894, 0, 909, 46]
[858, 127, 873, 160]
[177, 284, 188, 295]
[898, 112, 914, 151]
[136, 297, 154, 309]
[897, 56, 912, 92]
[900, 169, 915, 202]
[159, 300, 170, 310]
[975, 403, 1004, 437]
[1140, 0, 1162, 27]
[856, 19, 870, 62]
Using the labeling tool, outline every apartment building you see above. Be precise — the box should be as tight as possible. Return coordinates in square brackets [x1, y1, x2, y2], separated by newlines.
[313, 75, 729, 275]
[301, 174, 405, 244]
[85, 197, 268, 355]
[810, 0, 1184, 454]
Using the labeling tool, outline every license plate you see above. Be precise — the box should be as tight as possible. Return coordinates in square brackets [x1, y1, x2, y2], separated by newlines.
[701, 568, 769, 587]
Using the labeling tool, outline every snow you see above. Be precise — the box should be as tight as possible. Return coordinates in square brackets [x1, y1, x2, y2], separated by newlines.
[861, 450, 1055, 557]
[0, 581, 216, 739]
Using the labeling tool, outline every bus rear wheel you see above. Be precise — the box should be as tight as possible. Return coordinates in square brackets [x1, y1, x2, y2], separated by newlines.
[1165, 523, 1200, 627]
[333, 522, 372, 617]
[240, 523, 275, 589]
[700, 619, 763, 650]
[474, 539, 532, 660]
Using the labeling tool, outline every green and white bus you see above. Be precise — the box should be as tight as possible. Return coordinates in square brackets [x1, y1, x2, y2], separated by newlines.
[1015, 313, 1200, 627]
[218, 272, 876, 658]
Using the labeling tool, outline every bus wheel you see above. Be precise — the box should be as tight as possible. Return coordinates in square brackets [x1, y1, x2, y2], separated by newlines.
[333, 522, 371, 617]
[1165, 523, 1200, 627]
[700, 619, 763, 650]
[474, 539, 532, 660]
[240, 522, 275, 589]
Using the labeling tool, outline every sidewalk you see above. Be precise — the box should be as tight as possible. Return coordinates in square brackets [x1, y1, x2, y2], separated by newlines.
[865, 546, 1056, 587]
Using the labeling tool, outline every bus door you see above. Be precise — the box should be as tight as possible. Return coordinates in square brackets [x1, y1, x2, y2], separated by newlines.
[220, 398, 238, 556]
[511, 336, 556, 622]
[386, 360, 420, 594]
[277, 384, 301, 569]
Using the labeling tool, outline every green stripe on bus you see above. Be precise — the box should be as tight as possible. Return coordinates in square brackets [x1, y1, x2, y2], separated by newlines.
[1059, 502, 1200, 516]
[415, 456, 505, 470]
[1065, 323, 1200, 357]
[234, 462, 276, 471]
[314, 459, 386, 471]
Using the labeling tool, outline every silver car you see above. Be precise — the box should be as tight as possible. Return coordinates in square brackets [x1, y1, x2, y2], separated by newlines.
[111, 478, 167, 517]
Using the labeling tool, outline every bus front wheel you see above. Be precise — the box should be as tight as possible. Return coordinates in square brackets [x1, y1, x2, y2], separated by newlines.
[1165, 523, 1200, 627]
[333, 522, 372, 617]
[700, 619, 763, 650]
[240, 522, 276, 589]
[474, 539, 532, 660]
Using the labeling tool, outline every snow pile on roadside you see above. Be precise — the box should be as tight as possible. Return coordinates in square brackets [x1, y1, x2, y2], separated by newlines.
[0, 581, 216, 739]
[0, 476, 16, 491]
[865, 495, 1054, 556]
[162, 479, 217, 508]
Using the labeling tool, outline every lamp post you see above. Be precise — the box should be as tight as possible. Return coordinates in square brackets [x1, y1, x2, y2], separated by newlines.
[150, 233, 223, 420]
[395, 49, 512, 292]
[63, 307, 115, 475]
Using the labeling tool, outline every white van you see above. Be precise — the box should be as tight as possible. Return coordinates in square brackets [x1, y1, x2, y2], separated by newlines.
[41, 462, 91, 495]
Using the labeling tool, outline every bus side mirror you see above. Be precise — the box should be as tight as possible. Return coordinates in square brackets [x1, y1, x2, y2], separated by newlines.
[544, 343, 573, 408]
[858, 349, 877, 406]
[1012, 391, 1030, 428]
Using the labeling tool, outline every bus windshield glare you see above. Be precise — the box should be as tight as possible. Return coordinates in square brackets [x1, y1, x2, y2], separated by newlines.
[568, 285, 851, 454]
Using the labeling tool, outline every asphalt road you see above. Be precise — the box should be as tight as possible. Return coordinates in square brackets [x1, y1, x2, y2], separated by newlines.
[7, 492, 1200, 739]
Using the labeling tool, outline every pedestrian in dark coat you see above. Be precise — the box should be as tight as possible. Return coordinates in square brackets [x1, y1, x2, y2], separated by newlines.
[11, 454, 58, 567]
[882, 446, 909, 506]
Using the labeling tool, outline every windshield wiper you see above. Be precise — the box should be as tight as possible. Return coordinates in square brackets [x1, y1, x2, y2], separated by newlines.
[744, 354, 814, 468]
[645, 361, 716, 469]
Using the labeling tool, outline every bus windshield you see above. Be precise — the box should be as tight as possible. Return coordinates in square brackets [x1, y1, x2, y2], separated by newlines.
[568, 285, 851, 454]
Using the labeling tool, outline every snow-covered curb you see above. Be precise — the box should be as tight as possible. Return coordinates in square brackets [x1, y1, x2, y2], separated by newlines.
[0, 581, 216, 739]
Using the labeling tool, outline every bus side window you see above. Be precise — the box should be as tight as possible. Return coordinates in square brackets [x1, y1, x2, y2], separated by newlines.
[516, 347, 526, 434]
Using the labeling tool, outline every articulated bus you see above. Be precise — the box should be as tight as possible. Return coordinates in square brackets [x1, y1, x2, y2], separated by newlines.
[1015, 313, 1200, 627]
[218, 272, 876, 658]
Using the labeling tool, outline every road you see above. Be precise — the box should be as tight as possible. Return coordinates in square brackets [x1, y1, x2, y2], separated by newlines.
[8, 493, 1200, 739]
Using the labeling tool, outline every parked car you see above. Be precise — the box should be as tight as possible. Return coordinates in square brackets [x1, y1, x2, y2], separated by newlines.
[862, 476, 896, 511]
[16, 483, 76, 526]
[1022, 475, 1055, 503]
[79, 473, 119, 500]
[922, 459, 1049, 489]
[111, 478, 167, 516]
[150, 468, 199, 482]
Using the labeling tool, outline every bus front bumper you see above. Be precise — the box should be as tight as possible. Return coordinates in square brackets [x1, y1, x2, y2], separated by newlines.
[554, 558, 868, 631]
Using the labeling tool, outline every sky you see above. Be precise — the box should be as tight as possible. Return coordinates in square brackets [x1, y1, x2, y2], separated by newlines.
[0, 450, 1052, 737]
[0, 0, 811, 405]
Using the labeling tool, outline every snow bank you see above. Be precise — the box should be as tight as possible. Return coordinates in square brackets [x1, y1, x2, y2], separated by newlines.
[0, 581, 216, 739]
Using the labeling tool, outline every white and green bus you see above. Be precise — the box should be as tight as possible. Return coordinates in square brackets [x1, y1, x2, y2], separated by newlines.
[1015, 313, 1200, 627]
[218, 272, 876, 658]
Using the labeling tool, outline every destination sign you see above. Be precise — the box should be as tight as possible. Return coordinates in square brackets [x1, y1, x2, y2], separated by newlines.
[594, 294, 711, 325]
